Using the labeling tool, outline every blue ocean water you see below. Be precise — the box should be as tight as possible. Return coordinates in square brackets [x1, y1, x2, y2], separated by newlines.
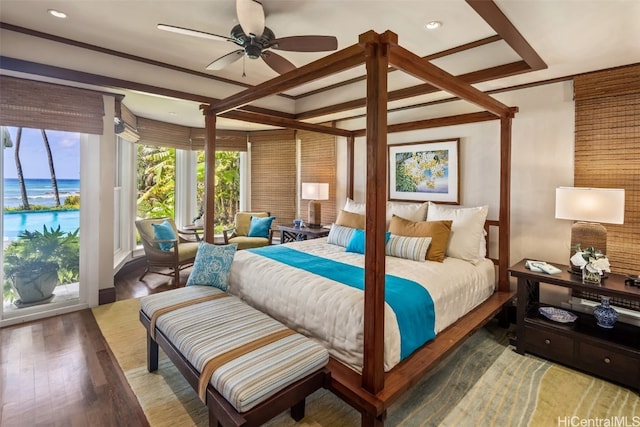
[3, 178, 80, 240]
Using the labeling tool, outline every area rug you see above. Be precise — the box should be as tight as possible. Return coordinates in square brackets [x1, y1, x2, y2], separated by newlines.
[93, 298, 639, 426]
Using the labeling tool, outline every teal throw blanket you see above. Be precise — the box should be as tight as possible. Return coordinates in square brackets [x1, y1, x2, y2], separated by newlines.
[248, 245, 435, 359]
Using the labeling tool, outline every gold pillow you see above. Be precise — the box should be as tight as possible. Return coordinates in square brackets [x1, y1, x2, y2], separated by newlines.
[388, 215, 452, 262]
[335, 209, 366, 230]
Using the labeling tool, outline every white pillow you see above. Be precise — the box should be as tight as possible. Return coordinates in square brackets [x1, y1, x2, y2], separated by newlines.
[343, 198, 366, 215]
[426, 202, 488, 264]
[386, 201, 428, 227]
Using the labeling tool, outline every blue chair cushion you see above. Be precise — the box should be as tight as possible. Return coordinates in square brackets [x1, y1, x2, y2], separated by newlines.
[152, 220, 176, 251]
[247, 216, 275, 238]
[186, 242, 238, 291]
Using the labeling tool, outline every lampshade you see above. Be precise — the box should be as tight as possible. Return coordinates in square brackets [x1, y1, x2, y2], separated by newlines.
[301, 183, 329, 201]
[555, 187, 625, 224]
[556, 187, 625, 262]
[301, 183, 329, 228]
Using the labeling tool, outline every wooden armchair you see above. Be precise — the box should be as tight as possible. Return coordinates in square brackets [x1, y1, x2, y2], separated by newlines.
[223, 211, 275, 250]
[135, 217, 199, 287]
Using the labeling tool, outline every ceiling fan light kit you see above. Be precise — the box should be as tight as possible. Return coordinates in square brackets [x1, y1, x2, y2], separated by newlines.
[158, 0, 338, 75]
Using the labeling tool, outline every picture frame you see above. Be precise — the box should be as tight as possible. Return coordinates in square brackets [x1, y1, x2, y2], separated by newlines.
[388, 138, 460, 204]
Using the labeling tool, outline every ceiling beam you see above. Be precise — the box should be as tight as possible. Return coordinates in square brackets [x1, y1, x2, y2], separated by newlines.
[0, 56, 296, 120]
[296, 61, 530, 120]
[466, 0, 547, 71]
[352, 111, 502, 137]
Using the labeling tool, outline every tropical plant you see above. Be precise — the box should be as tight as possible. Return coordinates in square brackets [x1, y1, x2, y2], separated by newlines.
[137, 144, 176, 218]
[3, 225, 80, 302]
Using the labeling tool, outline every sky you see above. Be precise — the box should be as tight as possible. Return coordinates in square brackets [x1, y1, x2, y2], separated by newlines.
[2, 127, 80, 180]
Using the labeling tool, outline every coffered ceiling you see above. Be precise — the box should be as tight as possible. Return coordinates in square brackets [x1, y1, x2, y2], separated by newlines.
[1, 0, 639, 130]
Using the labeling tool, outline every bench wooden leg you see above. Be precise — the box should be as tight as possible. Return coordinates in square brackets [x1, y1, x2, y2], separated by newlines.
[290, 398, 305, 421]
[147, 333, 159, 372]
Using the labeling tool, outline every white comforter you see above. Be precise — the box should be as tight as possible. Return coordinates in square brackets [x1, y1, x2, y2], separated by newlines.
[228, 238, 495, 372]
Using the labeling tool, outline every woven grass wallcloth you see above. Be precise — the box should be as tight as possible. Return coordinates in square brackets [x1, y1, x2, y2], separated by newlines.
[574, 64, 640, 275]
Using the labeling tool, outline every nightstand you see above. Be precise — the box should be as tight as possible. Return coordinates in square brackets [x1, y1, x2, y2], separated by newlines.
[509, 259, 640, 390]
[279, 225, 329, 243]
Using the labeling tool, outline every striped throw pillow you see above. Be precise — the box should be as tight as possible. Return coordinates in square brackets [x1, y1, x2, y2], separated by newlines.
[385, 234, 432, 262]
[327, 224, 356, 247]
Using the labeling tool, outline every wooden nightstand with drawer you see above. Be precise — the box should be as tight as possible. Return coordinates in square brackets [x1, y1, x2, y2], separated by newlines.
[510, 259, 640, 390]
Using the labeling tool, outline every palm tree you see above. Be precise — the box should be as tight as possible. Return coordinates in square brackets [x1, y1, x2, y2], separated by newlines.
[14, 127, 30, 210]
[41, 130, 61, 206]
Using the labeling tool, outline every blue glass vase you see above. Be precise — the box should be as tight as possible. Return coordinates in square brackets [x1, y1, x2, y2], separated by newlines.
[593, 296, 618, 329]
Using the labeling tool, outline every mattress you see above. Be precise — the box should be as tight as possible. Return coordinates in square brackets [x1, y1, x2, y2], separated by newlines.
[228, 237, 495, 372]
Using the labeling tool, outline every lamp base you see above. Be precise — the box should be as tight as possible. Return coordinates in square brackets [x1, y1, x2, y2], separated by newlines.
[571, 221, 607, 254]
[308, 200, 322, 228]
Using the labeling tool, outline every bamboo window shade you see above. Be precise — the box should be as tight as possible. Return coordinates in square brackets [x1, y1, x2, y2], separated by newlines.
[116, 102, 140, 142]
[135, 116, 247, 151]
[0, 75, 105, 134]
[298, 130, 337, 225]
[573, 64, 640, 275]
[249, 130, 296, 228]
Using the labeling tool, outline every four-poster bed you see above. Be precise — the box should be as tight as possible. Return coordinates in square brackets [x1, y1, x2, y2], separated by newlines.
[201, 30, 517, 426]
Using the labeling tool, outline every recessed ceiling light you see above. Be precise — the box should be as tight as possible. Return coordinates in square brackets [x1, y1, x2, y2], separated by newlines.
[168, 112, 177, 116]
[424, 21, 442, 30]
[48, 9, 67, 19]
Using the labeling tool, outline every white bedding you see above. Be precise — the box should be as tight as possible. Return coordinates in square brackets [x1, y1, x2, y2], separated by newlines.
[228, 237, 495, 372]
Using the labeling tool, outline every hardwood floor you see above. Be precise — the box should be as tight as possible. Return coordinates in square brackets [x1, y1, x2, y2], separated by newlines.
[0, 262, 171, 427]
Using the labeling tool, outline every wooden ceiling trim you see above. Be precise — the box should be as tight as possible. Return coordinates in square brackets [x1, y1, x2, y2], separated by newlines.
[296, 61, 530, 121]
[466, 0, 547, 71]
[0, 56, 296, 121]
[388, 45, 512, 117]
[352, 111, 501, 137]
[209, 44, 366, 114]
[219, 109, 353, 137]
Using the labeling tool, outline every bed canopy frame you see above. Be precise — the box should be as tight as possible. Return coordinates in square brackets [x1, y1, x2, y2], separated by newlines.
[201, 30, 517, 427]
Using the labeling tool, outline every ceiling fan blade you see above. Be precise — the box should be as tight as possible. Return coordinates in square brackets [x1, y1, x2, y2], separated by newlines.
[206, 50, 244, 70]
[271, 35, 338, 52]
[261, 51, 296, 75]
[236, 0, 265, 38]
[157, 24, 232, 42]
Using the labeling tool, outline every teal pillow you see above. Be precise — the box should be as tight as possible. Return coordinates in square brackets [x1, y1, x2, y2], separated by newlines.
[345, 229, 391, 254]
[247, 216, 275, 238]
[186, 242, 238, 290]
[152, 220, 176, 251]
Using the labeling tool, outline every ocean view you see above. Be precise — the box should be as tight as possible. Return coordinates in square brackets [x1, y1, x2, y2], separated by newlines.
[3, 178, 80, 240]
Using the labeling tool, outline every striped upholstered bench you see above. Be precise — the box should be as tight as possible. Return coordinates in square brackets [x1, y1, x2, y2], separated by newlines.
[139, 286, 329, 427]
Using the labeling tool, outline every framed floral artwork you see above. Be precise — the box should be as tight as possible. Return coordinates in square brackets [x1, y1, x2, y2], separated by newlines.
[388, 138, 460, 204]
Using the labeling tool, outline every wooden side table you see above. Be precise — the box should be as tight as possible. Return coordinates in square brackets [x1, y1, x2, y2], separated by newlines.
[509, 259, 640, 390]
[279, 225, 329, 243]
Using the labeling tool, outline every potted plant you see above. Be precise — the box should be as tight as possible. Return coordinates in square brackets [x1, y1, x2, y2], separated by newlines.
[3, 225, 79, 307]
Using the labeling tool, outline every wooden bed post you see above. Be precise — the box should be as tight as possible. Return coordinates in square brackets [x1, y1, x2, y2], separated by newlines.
[204, 111, 217, 244]
[361, 30, 394, 396]
[498, 112, 514, 292]
[346, 135, 355, 200]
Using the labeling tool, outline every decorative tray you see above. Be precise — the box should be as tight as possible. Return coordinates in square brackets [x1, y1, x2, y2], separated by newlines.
[538, 307, 578, 323]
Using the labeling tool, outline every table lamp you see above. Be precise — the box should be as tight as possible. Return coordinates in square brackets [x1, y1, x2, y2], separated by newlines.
[555, 187, 625, 257]
[301, 182, 329, 228]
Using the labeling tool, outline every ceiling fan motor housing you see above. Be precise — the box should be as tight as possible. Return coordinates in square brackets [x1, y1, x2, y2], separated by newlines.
[230, 24, 275, 59]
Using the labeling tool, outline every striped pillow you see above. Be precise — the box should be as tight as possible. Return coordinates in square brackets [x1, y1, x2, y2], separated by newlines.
[327, 224, 355, 247]
[385, 234, 432, 262]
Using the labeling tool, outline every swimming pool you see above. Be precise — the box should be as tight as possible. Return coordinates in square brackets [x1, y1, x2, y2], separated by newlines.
[3, 209, 80, 240]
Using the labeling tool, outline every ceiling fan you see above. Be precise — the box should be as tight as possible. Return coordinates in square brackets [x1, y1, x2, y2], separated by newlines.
[157, 0, 338, 75]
